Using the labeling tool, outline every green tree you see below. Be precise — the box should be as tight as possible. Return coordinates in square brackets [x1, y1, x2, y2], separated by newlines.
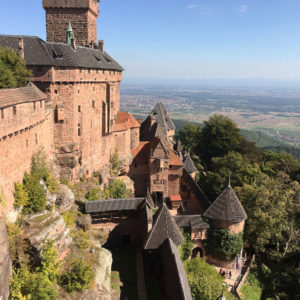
[108, 179, 126, 199]
[14, 182, 29, 208]
[0, 46, 31, 88]
[184, 258, 235, 300]
[197, 115, 242, 167]
[39, 240, 61, 282]
[23, 172, 46, 213]
[176, 124, 201, 154]
[60, 260, 95, 293]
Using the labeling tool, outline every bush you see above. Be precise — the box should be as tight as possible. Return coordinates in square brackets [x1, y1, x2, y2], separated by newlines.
[72, 229, 91, 250]
[62, 211, 76, 228]
[111, 149, 121, 174]
[85, 188, 101, 201]
[204, 227, 243, 261]
[14, 182, 29, 208]
[178, 228, 194, 261]
[60, 260, 95, 293]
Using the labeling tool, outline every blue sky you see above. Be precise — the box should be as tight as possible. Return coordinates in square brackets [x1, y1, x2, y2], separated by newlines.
[1, 0, 300, 81]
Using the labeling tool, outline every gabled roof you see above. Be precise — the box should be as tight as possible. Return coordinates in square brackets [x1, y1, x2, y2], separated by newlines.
[85, 198, 145, 214]
[146, 190, 155, 208]
[0, 83, 46, 109]
[183, 154, 198, 173]
[151, 102, 175, 131]
[161, 238, 193, 300]
[183, 169, 211, 211]
[203, 185, 247, 223]
[144, 204, 184, 250]
[0, 35, 124, 71]
[174, 215, 210, 229]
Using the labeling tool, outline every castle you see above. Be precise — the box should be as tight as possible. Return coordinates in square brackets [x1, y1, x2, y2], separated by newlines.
[0, 1, 249, 299]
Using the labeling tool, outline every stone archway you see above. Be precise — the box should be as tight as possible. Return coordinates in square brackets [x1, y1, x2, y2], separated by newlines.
[192, 247, 204, 258]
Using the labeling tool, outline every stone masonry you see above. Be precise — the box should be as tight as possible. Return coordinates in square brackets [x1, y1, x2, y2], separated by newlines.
[43, 0, 99, 46]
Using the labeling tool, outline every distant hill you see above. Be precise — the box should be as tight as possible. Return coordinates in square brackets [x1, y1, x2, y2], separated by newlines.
[173, 119, 300, 161]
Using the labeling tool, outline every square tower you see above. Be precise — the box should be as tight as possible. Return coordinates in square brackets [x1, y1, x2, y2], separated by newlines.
[43, 0, 99, 46]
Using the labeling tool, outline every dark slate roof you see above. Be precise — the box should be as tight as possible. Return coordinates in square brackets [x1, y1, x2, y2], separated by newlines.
[183, 154, 198, 173]
[144, 204, 184, 250]
[85, 198, 145, 214]
[146, 190, 155, 208]
[174, 215, 209, 229]
[151, 103, 175, 131]
[183, 169, 211, 211]
[0, 35, 124, 71]
[203, 185, 247, 223]
[161, 238, 193, 300]
[0, 83, 46, 109]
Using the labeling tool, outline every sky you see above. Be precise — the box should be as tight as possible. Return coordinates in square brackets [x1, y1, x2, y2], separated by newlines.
[1, 0, 300, 82]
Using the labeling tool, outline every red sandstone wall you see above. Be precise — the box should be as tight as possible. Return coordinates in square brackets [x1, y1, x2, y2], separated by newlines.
[0, 102, 54, 215]
[130, 128, 139, 149]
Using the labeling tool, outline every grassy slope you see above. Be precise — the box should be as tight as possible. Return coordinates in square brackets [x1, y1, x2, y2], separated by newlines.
[173, 119, 300, 161]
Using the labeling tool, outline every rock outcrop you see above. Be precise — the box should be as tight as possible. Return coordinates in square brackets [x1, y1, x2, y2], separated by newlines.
[0, 209, 12, 300]
[21, 210, 72, 258]
[56, 184, 76, 213]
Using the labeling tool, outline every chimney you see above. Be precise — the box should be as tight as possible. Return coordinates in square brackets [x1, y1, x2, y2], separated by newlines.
[98, 40, 104, 53]
[71, 38, 77, 50]
[18, 37, 24, 59]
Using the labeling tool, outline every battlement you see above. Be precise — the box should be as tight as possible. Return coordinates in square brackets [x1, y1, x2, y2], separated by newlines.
[43, 0, 99, 16]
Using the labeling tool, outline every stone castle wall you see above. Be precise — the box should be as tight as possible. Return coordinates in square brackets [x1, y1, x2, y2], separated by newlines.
[0, 99, 54, 215]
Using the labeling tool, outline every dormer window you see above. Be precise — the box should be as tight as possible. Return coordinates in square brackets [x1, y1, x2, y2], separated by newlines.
[52, 48, 63, 59]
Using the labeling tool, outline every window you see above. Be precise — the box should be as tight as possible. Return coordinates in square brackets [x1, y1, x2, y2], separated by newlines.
[93, 87, 95, 92]
[78, 105, 81, 113]
[96, 70, 98, 74]
[92, 100, 95, 108]
[78, 124, 81, 136]
[80, 69, 82, 73]
[54, 90, 58, 94]
[78, 90, 80, 94]
[90, 121, 93, 129]
[1, 109, 4, 119]
[35, 133, 38, 145]
[26, 139, 28, 148]
[88, 69, 91, 73]
[13, 106, 17, 115]
[40, 101, 42, 108]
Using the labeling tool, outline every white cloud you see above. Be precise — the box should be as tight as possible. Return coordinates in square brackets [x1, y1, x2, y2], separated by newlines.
[239, 5, 248, 13]
[187, 4, 198, 10]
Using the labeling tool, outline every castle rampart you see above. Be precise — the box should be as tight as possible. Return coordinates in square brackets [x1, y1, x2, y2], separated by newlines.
[0, 84, 54, 215]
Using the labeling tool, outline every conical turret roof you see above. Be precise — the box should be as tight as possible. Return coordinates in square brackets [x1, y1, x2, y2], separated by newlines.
[203, 185, 247, 223]
[144, 204, 184, 250]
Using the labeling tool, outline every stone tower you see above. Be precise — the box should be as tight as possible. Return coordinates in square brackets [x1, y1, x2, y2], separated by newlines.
[43, 0, 99, 46]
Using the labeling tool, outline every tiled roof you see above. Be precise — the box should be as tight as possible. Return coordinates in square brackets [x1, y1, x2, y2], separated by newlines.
[174, 215, 210, 229]
[203, 185, 247, 223]
[0, 35, 124, 71]
[183, 169, 211, 211]
[0, 83, 46, 109]
[183, 154, 198, 173]
[131, 141, 150, 164]
[85, 198, 145, 213]
[170, 195, 182, 202]
[113, 112, 140, 132]
[161, 238, 193, 300]
[151, 102, 175, 131]
[169, 148, 184, 166]
[144, 204, 184, 250]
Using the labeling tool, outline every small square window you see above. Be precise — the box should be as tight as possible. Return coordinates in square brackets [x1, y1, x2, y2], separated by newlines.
[92, 101, 95, 108]
[78, 105, 81, 112]
[78, 90, 80, 94]
[54, 90, 58, 94]
[13, 106, 17, 115]
[1, 109, 4, 118]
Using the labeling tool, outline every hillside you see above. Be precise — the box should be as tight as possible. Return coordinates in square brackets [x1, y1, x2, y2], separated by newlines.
[173, 119, 300, 161]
